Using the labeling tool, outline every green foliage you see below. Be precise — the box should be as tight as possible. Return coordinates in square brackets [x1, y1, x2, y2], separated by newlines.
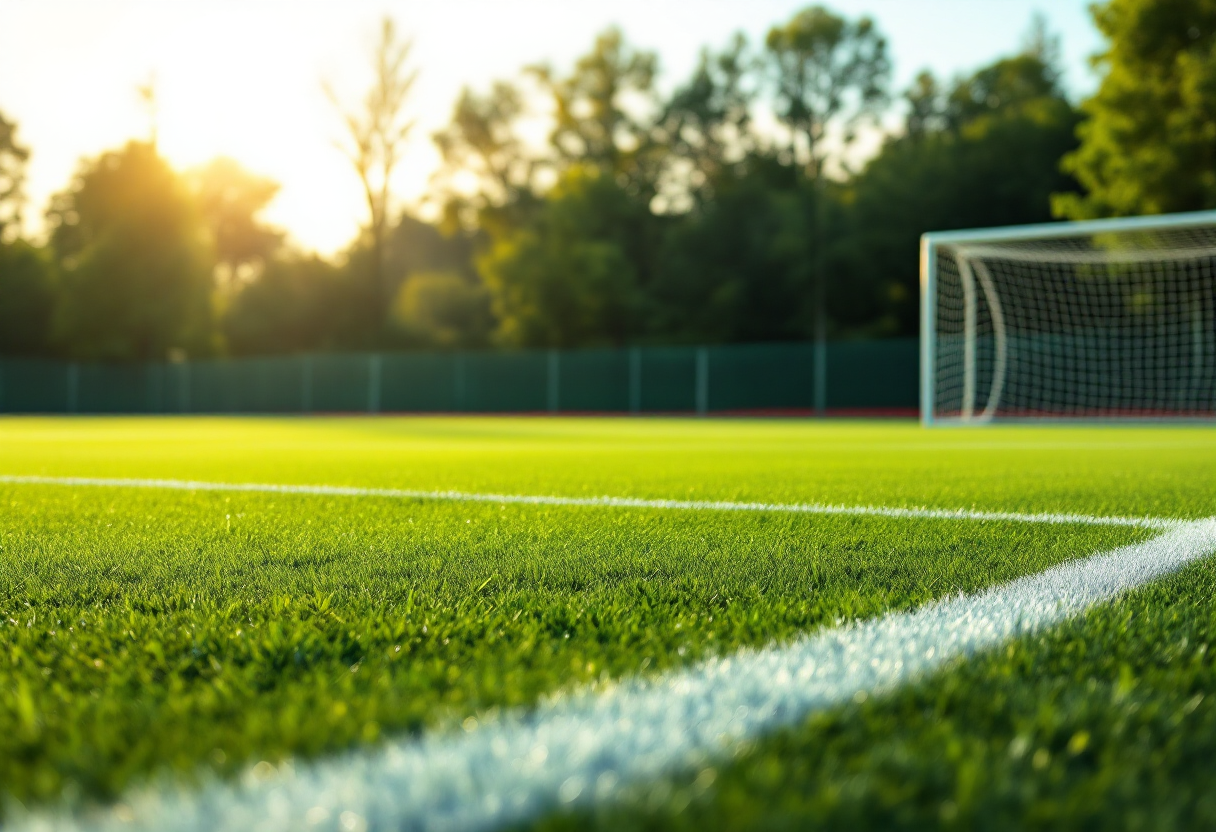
[654, 34, 756, 210]
[46, 142, 214, 361]
[3, 8, 1153, 356]
[654, 157, 816, 342]
[764, 6, 890, 176]
[945, 45, 1063, 128]
[187, 157, 283, 290]
[0, 240, 55, 354]
[221, 211, 483, 355]
[222, 254, 348, 355]
[341, 213, 484, 349]
[388, 270, 493, 347]
[654, 32, 1079, 343]
[382, 213, 480, 290]
[4, 415, 1204, 812]
[845, 45, 1080, 335]
[0, 117, 285, 359]
[530, 28, 662, 193]
[5, 13, 1093, 355]
[457, 15, 1079, 346]
[1056, 0, 1216, 218]
[479, 167, 656, 347]
[432, 81, 538, 231]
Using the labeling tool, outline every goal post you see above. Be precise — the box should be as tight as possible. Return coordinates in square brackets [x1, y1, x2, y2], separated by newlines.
[921, 210, 1216, 425]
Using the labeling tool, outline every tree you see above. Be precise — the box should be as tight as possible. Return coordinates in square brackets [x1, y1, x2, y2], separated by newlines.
[764, 7, 890, 178]
[431, 81, 539, 233]
[46, 141, 213, 360]
[388, 271, 493, 348]
[529, 28, 662, 195]
[846, 36, 1080, 335]
[655, 155, 817, 342]
[0, 109, 30, 242]
[442, 30, 668, 349]
[382, 212, 479, 284]
[0, 110, 52, 356]
[333, 211, 483, 348]
[188, 157, 283, 292]
[946, 53, 1062, 131]
[1055, 0, 1216, 218]
[0, 240, 55, 355]
[904, 72, 947, 140]
[653, 33, 757, 210]
[223, 254, 346, 355]
[478, 166, 654, 347]
[327, 17, 418, 330]
[765, 6, 890, 406]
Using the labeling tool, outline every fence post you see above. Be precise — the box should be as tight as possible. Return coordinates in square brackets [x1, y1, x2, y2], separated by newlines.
[67, 363, 79, 414]
[454, 353, 465, 412]
[695, 347, 709, 416]
[547, 350, 560, 413]
[629, 347, 641, 414]
[301, 355, 313, 413]
[178, 361, 191, 413]
[368, 353, 382, 414]
[813, 340, 827, 416]
[146, 364, 156, 414]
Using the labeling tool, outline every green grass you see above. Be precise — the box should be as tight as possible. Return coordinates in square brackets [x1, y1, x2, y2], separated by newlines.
[536, 555, 1216, 832]
[1, 416, 1215, 824]
[4, 416, 1216, 517]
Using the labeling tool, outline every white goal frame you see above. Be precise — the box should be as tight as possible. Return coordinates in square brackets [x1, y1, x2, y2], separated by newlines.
[921, 210, 1216, 426]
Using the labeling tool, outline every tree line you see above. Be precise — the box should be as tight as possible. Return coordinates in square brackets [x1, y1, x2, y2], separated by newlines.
[0, 0, 1208, 361]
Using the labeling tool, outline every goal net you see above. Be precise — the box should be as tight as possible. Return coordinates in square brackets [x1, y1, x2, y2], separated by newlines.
[922, 211, 1216, 424]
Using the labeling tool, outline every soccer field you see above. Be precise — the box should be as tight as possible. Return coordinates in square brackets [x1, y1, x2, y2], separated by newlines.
[3, 416, 1216, 830]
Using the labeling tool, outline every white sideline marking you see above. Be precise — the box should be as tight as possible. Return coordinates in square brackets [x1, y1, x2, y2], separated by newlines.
[13, 518, 1216, 832]
[0, 474, 1180, 530]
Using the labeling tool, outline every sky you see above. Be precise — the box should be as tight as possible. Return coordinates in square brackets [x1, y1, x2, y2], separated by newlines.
[0, 0, 1104, 255]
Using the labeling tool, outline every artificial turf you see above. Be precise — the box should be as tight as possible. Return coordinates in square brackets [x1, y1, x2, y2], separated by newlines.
[1, 416, 1214, 823]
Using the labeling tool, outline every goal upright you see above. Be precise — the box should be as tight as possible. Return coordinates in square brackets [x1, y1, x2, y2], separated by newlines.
[921, 211, 1216, 425]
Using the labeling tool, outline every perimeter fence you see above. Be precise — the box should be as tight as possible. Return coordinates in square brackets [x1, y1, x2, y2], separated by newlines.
[0, 339, 917, 416]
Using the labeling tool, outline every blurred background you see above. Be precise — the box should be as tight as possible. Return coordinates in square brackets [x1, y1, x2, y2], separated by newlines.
[0, 0, 1199, 370]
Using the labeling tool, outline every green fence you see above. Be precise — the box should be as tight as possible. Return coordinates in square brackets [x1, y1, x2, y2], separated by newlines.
[0, 339, 918, 416]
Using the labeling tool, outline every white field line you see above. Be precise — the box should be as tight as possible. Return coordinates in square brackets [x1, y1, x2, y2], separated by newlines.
[0, 474, 1180, 530]
[12, 518, 1216, 832]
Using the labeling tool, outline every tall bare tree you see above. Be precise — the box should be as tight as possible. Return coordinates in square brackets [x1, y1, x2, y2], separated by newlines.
[327, 17, 418, 328]
[136, 72, 159, 147]
[0, 109, 30, 242]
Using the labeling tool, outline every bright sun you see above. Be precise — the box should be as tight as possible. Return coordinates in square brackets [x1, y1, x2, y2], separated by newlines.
[145, 7, 438, 255]
[11, 2, 443, 255]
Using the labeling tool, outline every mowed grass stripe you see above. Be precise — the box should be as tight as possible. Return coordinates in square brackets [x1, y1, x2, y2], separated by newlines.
[0, 487, 1147, 814]
[0, 474, 1178, 530]
[16, 521, 1216, 832]
[5, 418, 1216, 521]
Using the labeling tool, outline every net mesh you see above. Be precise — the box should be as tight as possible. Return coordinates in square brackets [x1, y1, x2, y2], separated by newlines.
[932, 222, 1216, 421]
